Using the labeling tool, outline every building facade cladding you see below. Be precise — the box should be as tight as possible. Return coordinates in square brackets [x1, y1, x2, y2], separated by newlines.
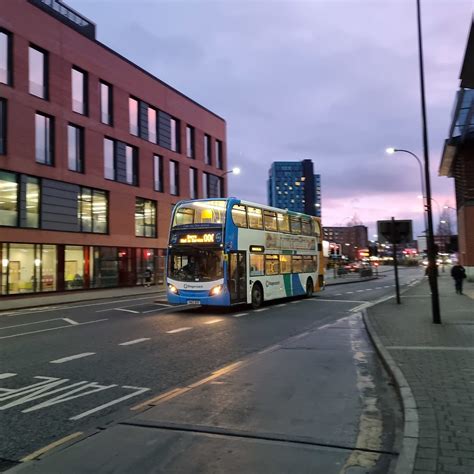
[323, 226, 368, 260]
[439, 21, 474, 279]
[267, 159, 321, 216]
[0, 0, 227, 295]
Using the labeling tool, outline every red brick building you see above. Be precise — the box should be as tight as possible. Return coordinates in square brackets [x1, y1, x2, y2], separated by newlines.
[323, 225, 368, 261]
[0, 0, 227, 295]
[439, 21, 473, 280]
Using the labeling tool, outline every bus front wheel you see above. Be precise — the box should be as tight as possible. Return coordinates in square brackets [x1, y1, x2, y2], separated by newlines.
[251, 283, 263, 309]
[306, 278, 314, 298]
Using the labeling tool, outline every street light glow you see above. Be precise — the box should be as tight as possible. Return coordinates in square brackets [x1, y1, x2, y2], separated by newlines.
[232, 167, 241, 175]
[385, 147, 396, 155]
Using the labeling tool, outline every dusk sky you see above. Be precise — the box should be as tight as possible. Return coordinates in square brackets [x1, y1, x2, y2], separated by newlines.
[70, 0, 472, 238]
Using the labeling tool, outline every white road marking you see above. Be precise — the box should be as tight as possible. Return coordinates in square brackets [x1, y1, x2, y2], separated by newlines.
[290, 300, 302, 304]
[0, 318, 64, 330]
[275, 304, 287, 307]
[346, 292, 354, 294]
[204, 319, 223, 325]
[50, 353, 96, 364]
[70, 386, 150, 421]
[0, 373, 16, 379]
[119, 338, 151, 346]
[254, 308, 268, 312]
[259, 344, 281, 355]
[335, 293, 343, 296]
[312, 299, 369, 304]
[63, 318, 79, 325]
[375, 287, 382, 290]
[141, 306, 172, 314]
[291, 331, 310, 340]
[233, 313, 248, 318]
[114, 308, 140, 314]
[365, 288, 373, 291]
[356, 290, 365, 292]
[383, 286, 391, 288]
[1, 295, 162, 318]
[0, 319, 108, 340]
[166, 327, 191, 334]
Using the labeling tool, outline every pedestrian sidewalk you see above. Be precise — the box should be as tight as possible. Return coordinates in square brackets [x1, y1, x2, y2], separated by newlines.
[0, 285, 166, 312]
[365, 273, 474, 474]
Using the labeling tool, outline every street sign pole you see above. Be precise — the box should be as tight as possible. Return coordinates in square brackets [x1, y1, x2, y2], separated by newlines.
[391, 217, 401, 304]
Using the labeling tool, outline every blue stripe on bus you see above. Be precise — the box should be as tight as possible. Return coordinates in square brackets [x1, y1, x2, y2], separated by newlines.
[291, 274, 305, 296]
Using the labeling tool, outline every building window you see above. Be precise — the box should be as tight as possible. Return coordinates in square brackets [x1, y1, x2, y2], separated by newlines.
[100, 81, 112, 125]
[148, 107, 157, 143]
[215, 139, 223, 169]
[35, 113, 53, 165]
[154, 154, 163, 192]
[135, 198, 156, 238]
[204, 134, 211, 165]
[72, 67, 87, 115]
[104, 138, 115, 180]
[170, 117, 179, 152]
[125, 145, 136, 185]
[189, 167, 198, 199]
[28, 45, 48, 99]
[25, 176, 39, 228]
[0, 30, 12, 85]
[170, 160, 179, 196]
[65, 246, 85, 289]
[0, 170, 18, 226]
[129, 97, 138, 136]
[67, 124, 84, 173]
[202, 172, 208, 198]
[248, 207, 263, 230]
[203, 172, 222, 198]
[186, 125, 194, 158]
[78, 187, 108, 233]
[0, 98, 6, 155]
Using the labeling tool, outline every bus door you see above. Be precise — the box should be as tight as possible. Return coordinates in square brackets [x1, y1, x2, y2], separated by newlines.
[228, 251, 247, 303]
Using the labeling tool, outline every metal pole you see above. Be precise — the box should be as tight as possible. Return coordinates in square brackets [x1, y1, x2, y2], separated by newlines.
[391, 217, 401, 304]
[416, 0, 441, 324]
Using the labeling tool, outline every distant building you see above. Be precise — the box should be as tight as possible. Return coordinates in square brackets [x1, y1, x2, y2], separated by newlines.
[323, 225, 368, 260]
[267, 159, 321, 217]
[439, 20, 474, 280]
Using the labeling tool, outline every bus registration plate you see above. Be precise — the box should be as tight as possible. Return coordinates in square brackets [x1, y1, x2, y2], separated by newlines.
[187, 300, 201, 305]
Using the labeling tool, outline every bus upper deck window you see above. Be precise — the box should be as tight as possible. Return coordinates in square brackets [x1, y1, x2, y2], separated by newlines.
[248, 207, 263, 230]
[290, 216, 301, 234]
[277, 213, 290, 233]
[232, 204, 248, 228]
[302, 219, 312, 236]
[263, 211, 277, 232]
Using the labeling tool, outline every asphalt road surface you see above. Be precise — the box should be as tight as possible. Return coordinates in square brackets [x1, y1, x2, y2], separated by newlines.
[0, 267, 423, 472]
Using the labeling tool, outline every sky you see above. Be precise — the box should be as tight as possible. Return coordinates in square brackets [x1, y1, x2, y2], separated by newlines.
[70, 0, 473, 238]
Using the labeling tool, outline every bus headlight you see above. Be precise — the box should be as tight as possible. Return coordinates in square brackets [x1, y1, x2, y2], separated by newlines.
[209, 284, 223, 296]
[168, 284, 179, 295]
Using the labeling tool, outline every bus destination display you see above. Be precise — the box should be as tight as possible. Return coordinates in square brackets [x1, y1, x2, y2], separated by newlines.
[171, 231, 222, 245]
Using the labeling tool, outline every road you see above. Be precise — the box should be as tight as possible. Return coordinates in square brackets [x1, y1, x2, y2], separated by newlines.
[0, 266, 423, 472]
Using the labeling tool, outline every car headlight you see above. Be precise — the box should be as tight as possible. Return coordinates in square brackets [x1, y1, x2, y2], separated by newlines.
[209, 284, 223, 296]
[168, 284, 179, 295]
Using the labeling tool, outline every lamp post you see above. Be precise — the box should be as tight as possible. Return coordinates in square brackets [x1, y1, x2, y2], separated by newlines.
[416, 0, 441, 324]
[221, 167, 241, 177]
[386, 148, 425, 200]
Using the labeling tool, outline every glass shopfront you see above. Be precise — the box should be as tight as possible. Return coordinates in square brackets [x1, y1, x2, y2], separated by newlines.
[0, 243, 164, 295]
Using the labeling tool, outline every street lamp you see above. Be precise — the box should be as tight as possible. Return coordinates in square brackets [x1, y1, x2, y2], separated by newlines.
[386, 147, 425, 199]
[221, 167, 241, 177]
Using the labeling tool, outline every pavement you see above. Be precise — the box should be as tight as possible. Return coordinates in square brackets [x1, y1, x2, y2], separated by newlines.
[364, 272, 474, 474]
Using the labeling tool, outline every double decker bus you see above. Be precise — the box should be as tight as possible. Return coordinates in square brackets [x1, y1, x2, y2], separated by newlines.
[166, 198, 324, 308]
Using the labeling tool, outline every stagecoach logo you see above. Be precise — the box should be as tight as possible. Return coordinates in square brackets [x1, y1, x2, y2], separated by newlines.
[266, 280, 280, 287]
[183, 283, 205, 289]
